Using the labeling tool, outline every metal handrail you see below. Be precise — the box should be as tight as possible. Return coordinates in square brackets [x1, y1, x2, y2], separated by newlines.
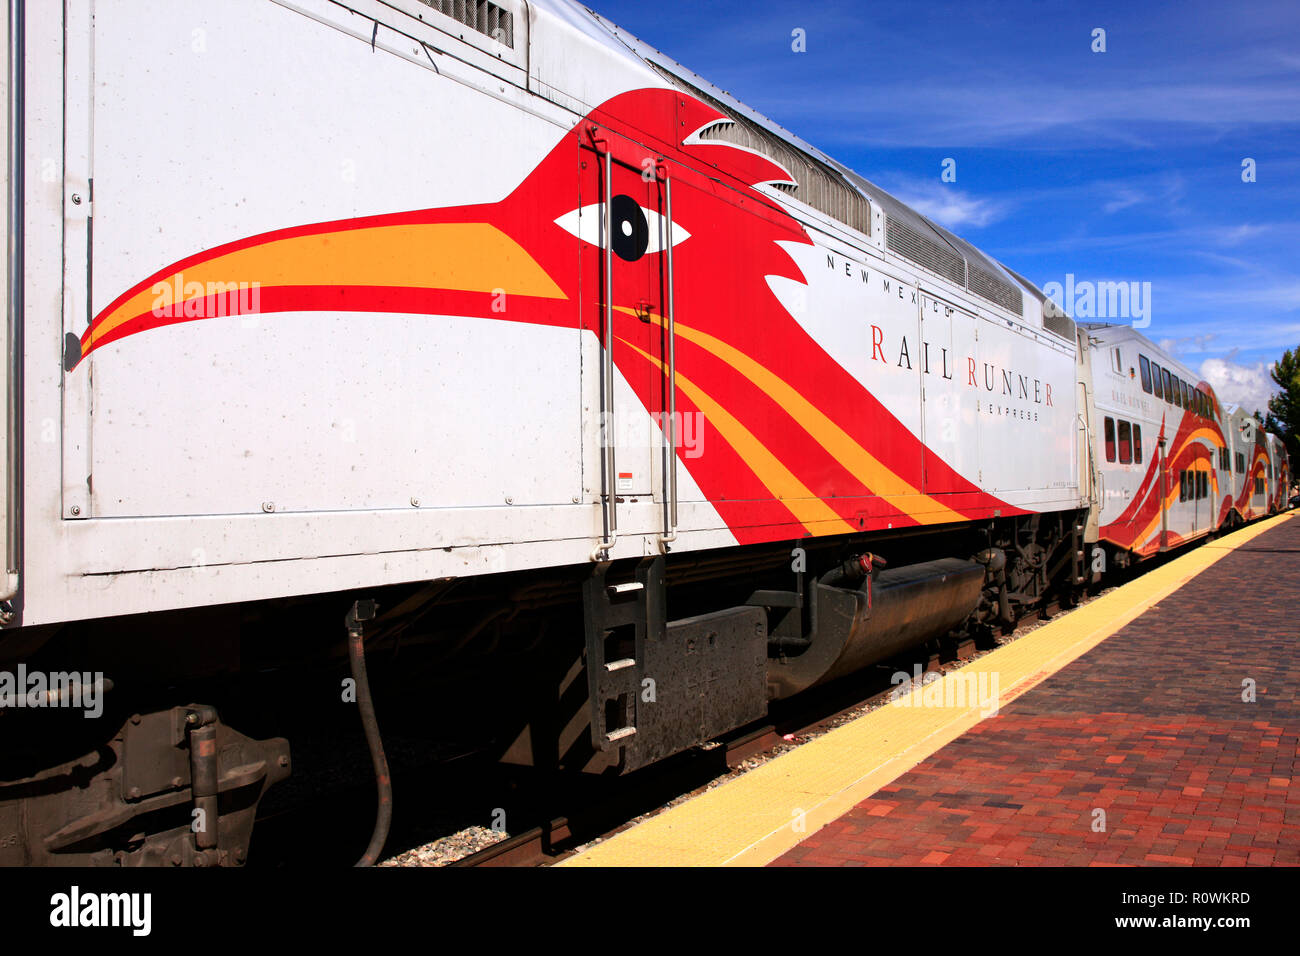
[659, 165, 678, 549]
[591, 145, 618, 561]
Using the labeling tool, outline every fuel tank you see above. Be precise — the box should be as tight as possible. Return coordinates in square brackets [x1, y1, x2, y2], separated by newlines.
[767, 557, 985, 699]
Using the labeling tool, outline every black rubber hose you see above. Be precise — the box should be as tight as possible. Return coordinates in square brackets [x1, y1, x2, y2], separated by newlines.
[347, 604, 392, 868]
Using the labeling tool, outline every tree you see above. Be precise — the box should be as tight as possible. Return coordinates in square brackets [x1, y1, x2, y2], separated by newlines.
[1267, 347, 1300, 463]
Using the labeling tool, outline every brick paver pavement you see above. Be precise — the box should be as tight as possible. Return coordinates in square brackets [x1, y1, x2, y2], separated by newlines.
[773, 517, 1300, 866]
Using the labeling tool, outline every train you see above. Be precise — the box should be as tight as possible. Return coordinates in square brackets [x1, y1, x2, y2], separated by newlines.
[0, 0, 1289, 866]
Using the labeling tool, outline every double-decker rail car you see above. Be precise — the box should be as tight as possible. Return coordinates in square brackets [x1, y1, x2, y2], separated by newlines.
[1265, 432, 1290, 513]
[1225, 405, 1274, 523]
[0, 0, 1276, 867]
[1082, 324, 1228, 560]
[1082, 323, 1287, 565]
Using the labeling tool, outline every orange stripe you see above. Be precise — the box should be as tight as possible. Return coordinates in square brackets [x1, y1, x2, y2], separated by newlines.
[618, 338, 855, 536]
[88, 223, 565, 352]
[618, 308, 966, 525]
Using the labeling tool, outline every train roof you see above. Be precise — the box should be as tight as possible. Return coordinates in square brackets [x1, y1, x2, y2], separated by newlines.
[559, 2, 1052, 329]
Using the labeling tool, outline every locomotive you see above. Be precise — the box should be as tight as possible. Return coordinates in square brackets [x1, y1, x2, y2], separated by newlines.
[0, 0, 1287, 865]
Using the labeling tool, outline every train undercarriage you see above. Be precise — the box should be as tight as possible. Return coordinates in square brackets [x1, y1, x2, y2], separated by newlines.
[0, 511, 1088, 866]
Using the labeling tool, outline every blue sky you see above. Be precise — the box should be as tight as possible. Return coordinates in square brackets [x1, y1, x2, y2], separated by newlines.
[587, 0, 1300, 413]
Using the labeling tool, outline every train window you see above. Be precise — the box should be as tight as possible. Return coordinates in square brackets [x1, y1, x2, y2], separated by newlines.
[1138, 356, 1152, 393]
[1133, 424, 1143, 464]
[1162, 368, 1173, 403]
[1236, 452, 1245, 474]
[1151, 363, 1163, 398]
[1104, 417, 1116, 462]
[1178, 470, 1187, 502]
[1199, 471, 1207, 499]
[1111, 347, 1123, 374]
[1172, 377, 1182, 408]
[1255, 477, 1265, 496]
[1118, 420, 1132, 463]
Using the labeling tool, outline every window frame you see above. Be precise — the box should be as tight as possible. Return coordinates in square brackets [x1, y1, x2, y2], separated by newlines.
[1104, 416, 1116, 463]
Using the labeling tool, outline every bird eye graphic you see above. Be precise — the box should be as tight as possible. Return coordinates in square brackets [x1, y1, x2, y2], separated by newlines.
[554, 195, 690, 261]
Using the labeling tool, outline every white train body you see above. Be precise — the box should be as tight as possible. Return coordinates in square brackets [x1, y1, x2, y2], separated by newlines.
[7, 0, 1081, 628]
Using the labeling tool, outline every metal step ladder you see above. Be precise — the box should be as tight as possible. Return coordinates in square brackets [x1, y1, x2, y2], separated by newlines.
[581, 556, 665, 752]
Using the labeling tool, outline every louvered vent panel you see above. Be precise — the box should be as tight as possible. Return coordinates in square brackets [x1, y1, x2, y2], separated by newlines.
[418, 0, 514, 48]
[651, 67, 870, 236]
[885, 216, 966, 286]
[967, 262, 1023, 316]
[1042, 312, 1076, 341]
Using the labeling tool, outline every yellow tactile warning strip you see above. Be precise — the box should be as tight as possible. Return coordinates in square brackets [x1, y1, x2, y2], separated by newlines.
[559, 511, 1295, 867]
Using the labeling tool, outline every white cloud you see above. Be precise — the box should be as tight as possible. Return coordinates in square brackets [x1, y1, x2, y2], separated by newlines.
[1159, 333, 1218, 355]
[1200, 357, 1277, 414]
[1221, 224, 1269, 246]
[1103, 188, 1145, 214]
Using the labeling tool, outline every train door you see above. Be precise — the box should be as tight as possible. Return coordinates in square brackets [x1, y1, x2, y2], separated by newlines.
[919, 293, 980, 494]
[1076, 381, 1097, 507]
[1158, 435, 1169, 549]
[579, 134, 670, 542]
[1192, 460, 1204, 536]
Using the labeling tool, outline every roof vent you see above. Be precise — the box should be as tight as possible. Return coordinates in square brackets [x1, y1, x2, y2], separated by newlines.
[417, 0, 514, 48]
[966, 261, 1023, 317]
[885, 216, 966, 287]
[649, 65, 870, 236]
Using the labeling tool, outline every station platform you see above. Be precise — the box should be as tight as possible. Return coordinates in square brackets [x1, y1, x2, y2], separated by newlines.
[561, 511, 1299, 867]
